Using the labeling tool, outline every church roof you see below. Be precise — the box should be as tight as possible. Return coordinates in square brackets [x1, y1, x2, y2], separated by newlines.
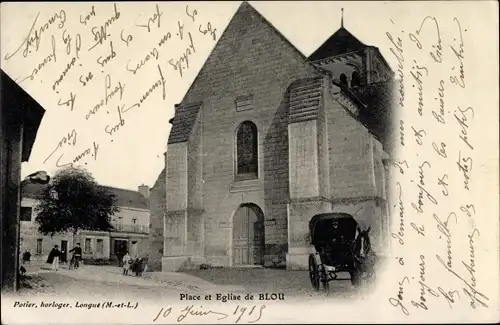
[308, 27, 368, 61]
[22, 183, 149, 210]
[167, 102, 202, 144]
[151, 167, 166, 190]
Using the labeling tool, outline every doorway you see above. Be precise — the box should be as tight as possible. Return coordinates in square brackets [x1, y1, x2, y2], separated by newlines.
[60, 240, 68, 263]
[232, 203, 265, 266]
[113, 239, 128, 266]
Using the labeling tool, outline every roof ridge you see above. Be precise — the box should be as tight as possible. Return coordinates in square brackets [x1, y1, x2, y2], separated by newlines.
[308, 25, 369, 61]
[176, 1, 324, 108]
[244, 2, 308, 60]
[99, 184, 142, 193]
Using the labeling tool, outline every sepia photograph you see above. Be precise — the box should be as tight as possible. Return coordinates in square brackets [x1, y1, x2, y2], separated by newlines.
[1, 1, 498, 324]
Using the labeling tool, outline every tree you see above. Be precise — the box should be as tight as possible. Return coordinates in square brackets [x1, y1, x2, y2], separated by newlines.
[35, 167, 119, 237]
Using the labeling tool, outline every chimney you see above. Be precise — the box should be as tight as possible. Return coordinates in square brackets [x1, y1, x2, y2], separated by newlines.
[169, 104, 180, 125]
[138, 184, 150, 198]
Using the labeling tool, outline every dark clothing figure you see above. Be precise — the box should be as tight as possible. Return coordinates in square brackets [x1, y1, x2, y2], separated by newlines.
[22, 251, 31, 264]
[131, 258, 144, 276]
[69, 246, 82, 256]
[69, 245, 82, 268]
[46, 247, 61, 264]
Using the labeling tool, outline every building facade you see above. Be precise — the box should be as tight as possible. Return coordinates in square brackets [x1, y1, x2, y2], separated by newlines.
[20, 183, 150, 264]
[154, 2, 395, 271]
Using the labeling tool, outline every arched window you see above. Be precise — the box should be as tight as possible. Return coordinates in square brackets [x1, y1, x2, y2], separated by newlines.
[236, 121, 258, 178]
[351, 71, 361, 88]
[339, 73, 348, 88]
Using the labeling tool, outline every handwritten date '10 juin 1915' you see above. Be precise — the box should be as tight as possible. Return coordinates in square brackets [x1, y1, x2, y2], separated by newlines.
[153, 304, 266, 324]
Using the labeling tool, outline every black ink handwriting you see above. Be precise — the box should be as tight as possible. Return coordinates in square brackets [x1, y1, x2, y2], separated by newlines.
[434, 212, 458, 268]
[97, 41, 117, 67]
[169, 32, 196, 77]
[436, 255, 489, 309]
[432, 142, 447, 159]
[457, 151, 473, 191]
[88, 3, 120, 52]
[55, 142, 99, 168]
[454, 106, 474, 150]
[409, 16, 443, 63]
[437, 174, 449, 196]
[4, 10, 66, 60]
[432, 80, 445, 124]
[135, 4, 162, 32]
[62, 29, 82, 59]
[412, 126, 426, 145]
[450, 18, 465, 88]
[386, 30, 405, 108]
[391, 182, 405, 245]
[80, 6, 96, 26]
[57, 92, 76, 111]
[388, 277, 410, 316]
[17, 35, 57, 84]
[43, 129, 77, 164]
[85, 74, 125, 120]
[186, 5, 198, 22]
[123, 65, 166, 113]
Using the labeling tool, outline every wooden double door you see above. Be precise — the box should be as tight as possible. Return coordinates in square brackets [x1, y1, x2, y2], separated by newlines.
[232, 204, 265, 266]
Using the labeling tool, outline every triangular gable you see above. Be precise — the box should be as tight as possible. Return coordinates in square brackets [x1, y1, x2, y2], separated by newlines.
[178, 1, 320, 106]
[308, 27, 368, 61]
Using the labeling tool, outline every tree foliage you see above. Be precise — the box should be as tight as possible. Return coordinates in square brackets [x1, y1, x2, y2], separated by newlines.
[35, 167, 119, 236]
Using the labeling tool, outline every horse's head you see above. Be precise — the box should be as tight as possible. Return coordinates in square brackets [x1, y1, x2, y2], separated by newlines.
[355, 226, 372, 258]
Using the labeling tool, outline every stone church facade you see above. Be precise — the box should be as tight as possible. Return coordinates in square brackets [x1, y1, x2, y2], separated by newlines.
[149, 2, 395, 271]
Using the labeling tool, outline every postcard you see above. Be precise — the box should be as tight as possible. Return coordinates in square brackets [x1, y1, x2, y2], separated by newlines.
[1, 1, 498, 324]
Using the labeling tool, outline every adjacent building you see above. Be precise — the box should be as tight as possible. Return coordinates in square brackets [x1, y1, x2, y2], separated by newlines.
[151, 2, 395, 271]
[1, 70, 46, 291]
[20, 183, 150, 264]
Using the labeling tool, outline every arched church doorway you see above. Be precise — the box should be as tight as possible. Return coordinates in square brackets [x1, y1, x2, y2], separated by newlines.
[232, 203, 265, 266]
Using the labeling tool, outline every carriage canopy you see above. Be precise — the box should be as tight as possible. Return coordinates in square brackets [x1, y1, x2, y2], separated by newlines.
[309, 213, 359, 246]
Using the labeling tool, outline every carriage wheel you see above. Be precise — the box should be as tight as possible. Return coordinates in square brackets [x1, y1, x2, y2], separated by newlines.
[308, 254, 320, 291]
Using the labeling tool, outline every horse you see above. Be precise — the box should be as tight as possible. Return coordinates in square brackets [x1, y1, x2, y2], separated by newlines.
[353, 226, 377, 281]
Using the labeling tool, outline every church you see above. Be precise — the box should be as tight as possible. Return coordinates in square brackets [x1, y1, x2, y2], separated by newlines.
[148, 2, 395, 271]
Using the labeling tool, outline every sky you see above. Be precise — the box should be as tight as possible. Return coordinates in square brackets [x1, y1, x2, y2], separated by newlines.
[0, 1, 486, 191]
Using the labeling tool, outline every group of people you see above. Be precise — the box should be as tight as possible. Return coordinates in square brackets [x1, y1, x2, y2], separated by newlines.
[46, 243, 82, 271]
[121, 252, 147, 276]
[44, 244, 147, 276]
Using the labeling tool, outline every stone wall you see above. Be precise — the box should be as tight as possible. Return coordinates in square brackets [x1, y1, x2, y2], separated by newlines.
[163, 2, 319, 268]
[148, 167, 166, 271]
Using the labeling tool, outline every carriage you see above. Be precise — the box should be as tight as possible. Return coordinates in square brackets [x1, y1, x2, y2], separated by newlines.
[308, 213, 376, 291]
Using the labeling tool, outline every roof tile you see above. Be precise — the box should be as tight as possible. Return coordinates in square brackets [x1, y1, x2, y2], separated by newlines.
[21, 183, 149, 210]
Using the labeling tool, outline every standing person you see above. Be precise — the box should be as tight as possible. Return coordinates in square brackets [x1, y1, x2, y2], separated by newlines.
[22, 250, 31, 264]
[46, 245, 61, 271]
[142, 255, 149, 274]
[135, 257, 144, 277]
[122, 252, 131, 275]
[69, 243, 82, 269]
